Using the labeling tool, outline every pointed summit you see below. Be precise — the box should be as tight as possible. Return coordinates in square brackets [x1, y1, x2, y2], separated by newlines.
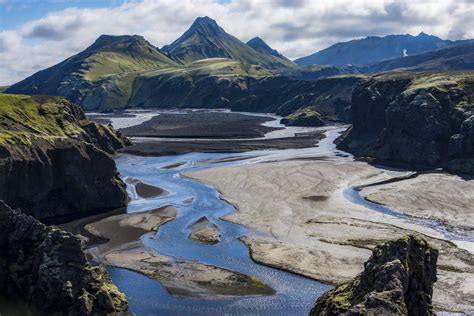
[247, 37, 286, 59]
[162, 17, 295, 68]
[189, 16, 223, 34]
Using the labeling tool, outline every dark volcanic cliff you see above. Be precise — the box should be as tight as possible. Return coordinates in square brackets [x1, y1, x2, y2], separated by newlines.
[0, 94, 129, 314]
[0, 94, 129, 221]
[337, 72, 474, 174]
[310, 235, 438, 315]
[0, 201, 128, 314]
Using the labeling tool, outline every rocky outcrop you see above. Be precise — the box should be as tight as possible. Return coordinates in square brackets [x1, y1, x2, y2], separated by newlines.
[280, 109, 324, 127]
[0, 94, 129, 221]
[337, 72, 474, 174]
[0, 201, 128, 314]
[310, 235, 438, 316]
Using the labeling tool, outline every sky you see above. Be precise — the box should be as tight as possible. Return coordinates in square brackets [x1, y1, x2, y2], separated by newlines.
[0, 0, 473, 85]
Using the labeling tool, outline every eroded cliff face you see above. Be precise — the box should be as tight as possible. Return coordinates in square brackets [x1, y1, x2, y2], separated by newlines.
[0, 94, 129, 221]
[310, 235, 438, 316]
[0, 201, 128, 314]
[0, 139, 127, 221]
[337, 72, 474, 174]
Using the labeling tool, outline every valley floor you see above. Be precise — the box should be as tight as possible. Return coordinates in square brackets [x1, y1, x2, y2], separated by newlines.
[187, 159, 474, 312]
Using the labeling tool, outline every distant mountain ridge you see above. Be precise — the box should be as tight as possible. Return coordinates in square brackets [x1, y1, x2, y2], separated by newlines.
[247, 37, 287, 59]
[362, 40, 474, 72]
[161, 16, 295, 68]
[295, 32, 456, 66]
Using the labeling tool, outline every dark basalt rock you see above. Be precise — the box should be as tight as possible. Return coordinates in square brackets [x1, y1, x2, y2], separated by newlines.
[337, 72, 474, 174]
[0, 201, 128, 314]
[0, 139, 127, 222]
[310, 235, 438, 316]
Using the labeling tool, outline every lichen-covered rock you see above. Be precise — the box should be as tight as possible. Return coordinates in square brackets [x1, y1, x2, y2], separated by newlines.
[310, 235, 438, 316]
[0, 201, 128, 314]
[337, 72, 474, 174]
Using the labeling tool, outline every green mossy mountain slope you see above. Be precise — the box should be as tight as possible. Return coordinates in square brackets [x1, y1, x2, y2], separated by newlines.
[6, 35, 177, 110]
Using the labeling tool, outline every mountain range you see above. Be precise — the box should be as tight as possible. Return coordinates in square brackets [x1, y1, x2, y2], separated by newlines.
[294, 32, 457, 66]
[5, 16, 473, 114]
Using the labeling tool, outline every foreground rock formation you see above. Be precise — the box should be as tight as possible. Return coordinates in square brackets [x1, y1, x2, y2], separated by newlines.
[0, 94, 129, 221]
[310, 235, 438, 315]
[338, 72, 474, 174]
[0, 202, 128, 314]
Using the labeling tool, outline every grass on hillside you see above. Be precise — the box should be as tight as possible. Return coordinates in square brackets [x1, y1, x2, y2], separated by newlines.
[0, 94, 92, 145]
[404, 72, 474, 95]
[83, 51, 176, 81]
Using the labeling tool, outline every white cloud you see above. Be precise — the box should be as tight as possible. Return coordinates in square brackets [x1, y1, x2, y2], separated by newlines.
[0, 31, 21, 52]
[0, 0, 473, 85]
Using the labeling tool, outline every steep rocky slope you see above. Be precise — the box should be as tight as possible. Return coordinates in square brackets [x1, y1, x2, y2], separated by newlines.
[337, 72, 474, 174]
[0, 201, 128, 314]
[310, 235, 438, 315]
[0, 94, 128, 221]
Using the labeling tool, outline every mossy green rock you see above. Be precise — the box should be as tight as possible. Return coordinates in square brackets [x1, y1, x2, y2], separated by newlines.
[310, 235, 438, 316]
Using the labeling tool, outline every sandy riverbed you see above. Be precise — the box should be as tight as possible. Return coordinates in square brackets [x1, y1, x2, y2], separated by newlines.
[187, 159, 474, 312]
[360, 172, 474, 231]
[75, 203, 274, 299]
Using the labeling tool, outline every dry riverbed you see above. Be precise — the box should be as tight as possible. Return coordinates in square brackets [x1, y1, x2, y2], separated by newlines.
[187, 159, 474, 312]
